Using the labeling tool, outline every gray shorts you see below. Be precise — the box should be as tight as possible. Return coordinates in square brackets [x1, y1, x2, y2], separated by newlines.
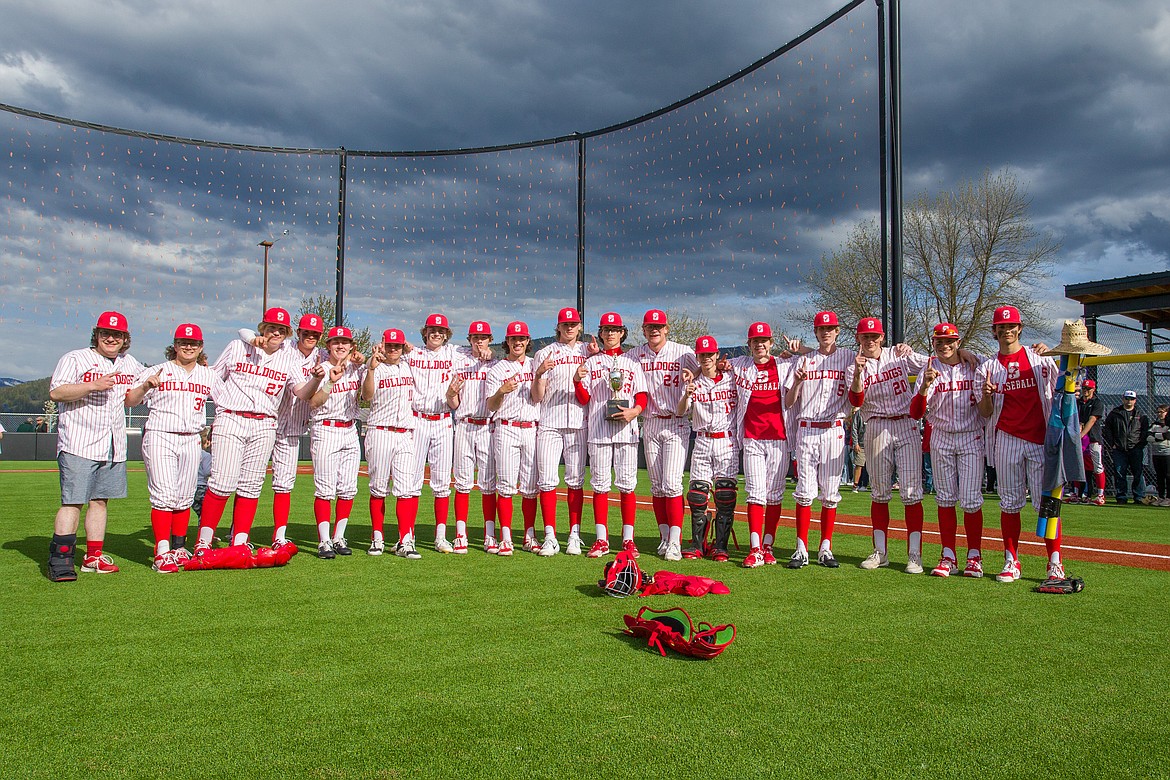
[58, 452, 128, 505]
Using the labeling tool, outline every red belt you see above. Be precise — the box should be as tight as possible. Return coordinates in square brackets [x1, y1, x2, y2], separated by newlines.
[872, 414, 909, 421]
[320, 420, 354, 428]
[799, 420, 842, 429]
[498, 419, 537, 429]
[653, 414, 680, 419]
[372, 425, 410, 433]
[413, 411, 452, 421]
[224, 409, 274, 420]
[463, 417, 491, 426]
[697, 431, 729, 439]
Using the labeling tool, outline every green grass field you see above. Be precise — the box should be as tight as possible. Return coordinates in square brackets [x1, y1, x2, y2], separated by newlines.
[2, 462, 1169, 779]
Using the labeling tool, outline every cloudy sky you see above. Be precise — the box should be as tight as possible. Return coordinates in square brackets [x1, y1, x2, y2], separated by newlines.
[0, 0, 1167, 379]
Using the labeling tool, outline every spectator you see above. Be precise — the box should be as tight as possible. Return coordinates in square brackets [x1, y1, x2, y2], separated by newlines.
[1103, 390, 1152, 505]
[1148, 405, 1170, 507]
[35, 416, 49, 432]
[921, 419, 934, 494]
[851, 408, 868, 491]
[1073, 379, 1107, 505]
[0, 420, 5, 455]
[17, 417, 36, 432]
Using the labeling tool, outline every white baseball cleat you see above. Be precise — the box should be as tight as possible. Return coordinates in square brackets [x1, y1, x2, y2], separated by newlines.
[565, 533, 583, 556]
[452, 535, 469, 554]
[435, 538, 454, 554]
[859, 548, 889, 570]
[539, 535, 561, 557]
[483, 536, 499, 555]
[1045, 560, 1066, 580]
[497, 540, 515, 557]
[656, 538, 669, 556]
[904, 551, 924, 575]
[930, 557, 958, 577]
[995, 555, 1021, 583]
[663, 541, 683, 562]
[367, 539, 384, 556]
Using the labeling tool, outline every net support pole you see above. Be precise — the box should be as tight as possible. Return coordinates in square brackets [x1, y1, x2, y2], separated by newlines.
[336, 148, 348, 326]
[877, 0, 889, 329]
[888, 0, 905, 344]
[576, 134, 587, 319]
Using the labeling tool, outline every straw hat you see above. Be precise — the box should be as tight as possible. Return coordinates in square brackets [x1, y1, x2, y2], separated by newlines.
[1046, 319, 1112, 356]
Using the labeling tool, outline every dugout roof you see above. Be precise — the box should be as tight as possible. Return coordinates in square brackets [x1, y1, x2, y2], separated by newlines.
[1065, 271, 1170, 331]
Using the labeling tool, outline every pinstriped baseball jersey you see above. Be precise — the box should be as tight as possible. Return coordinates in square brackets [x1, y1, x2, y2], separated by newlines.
[50, 348, 145, 461]
[532, 341, 590, 428]
[133, 362, 221, 434]
[912, 357, 986, 433]
[685, 372, 738, 434]
[366, 362, 416, 428]
[627, 341, 699, 417]
[309, 362, 366, 422]
[405, 343, 462, 415]
[791, 347, 854, 421]
[848, 347, 929, 421]
[277, 346, 327, 435]
[485, 357, 539, 422]
[453, 352, 498, 421]
[210, 340, 305, 416]
[581, 352, 648, 444]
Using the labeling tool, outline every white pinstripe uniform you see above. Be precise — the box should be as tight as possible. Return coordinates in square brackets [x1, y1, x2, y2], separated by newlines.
[683, 372, 739, 483]
[487, 357, 540, 498]
[135, 361, 221, 511]
[51, 348, 144, 464]
[790, 347, 855, 509]
[452, 350, 498, 495]
[309, 361, 366, 501]
[207, 340, 305, 499]
[533, 341, 590, 492]
[365, 361, 416, 500]
[729, 355, 795, 505]
[404, 343, 461, 498]
[914, 357, 987, 511]
[582, 351, 648, 493]
[848, 347, 930, 504]
[628, 340, 698, 498]
[975, 346, 1057, 512]
[272, 345, 326, 492]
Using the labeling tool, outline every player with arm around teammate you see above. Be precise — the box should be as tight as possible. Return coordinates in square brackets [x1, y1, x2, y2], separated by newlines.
[362, 329, 421, 558]
[976, 305, 1062, 583]
[909, 323, 988, 578]
[46, 311, 145, 581]
[677, 336, 738, 563]
[627, 309, 700, 558]
[125, 324, 223, 573]
[448, 321, 499, 554]
[783, 311, 855, 569]
[307, 327, 367, 559]
[194, 308, 323, 554]
[486, 322, 542, 556]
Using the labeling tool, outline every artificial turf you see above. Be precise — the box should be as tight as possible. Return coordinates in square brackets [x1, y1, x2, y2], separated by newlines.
[1, 463, 1168, 779]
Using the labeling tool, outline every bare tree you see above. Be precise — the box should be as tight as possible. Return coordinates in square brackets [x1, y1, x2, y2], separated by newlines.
[805, 169, 1057, 353]
[298, 294, 374, 358]
[664, 310, 710, 346]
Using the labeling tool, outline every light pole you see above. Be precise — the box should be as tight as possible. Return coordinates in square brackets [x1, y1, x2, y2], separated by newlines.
[259, 230, 288, 313]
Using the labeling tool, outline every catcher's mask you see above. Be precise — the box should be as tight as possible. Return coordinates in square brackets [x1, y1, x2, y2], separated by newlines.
[599, 551, 645, 597]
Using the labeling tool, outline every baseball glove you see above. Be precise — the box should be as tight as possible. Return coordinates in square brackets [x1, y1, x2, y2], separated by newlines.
[1034, 576, 1085, 595]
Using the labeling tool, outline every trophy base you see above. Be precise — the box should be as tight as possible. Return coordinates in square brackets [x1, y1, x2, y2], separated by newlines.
[606, 399, 632, 419]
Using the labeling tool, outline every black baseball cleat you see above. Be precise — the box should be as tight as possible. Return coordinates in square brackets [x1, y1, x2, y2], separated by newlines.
[817, 549, 840, 569]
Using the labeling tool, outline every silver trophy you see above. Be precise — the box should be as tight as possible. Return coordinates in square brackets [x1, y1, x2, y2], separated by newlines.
[606, 360, 631, 419]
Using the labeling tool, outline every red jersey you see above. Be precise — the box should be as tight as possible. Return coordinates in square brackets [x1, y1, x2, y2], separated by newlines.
[996, 349, 1045, 444]
[741, 358, 786, 441]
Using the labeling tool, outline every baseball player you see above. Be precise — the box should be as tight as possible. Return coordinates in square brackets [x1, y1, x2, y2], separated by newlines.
[449, 321, 499, 553]
[405, 313, 461, 553]
[676, 335, 738, 563]
[532, 307, 595, 555]
[486, 321, 541, 556]
[194, 308, 323, 553]
[729, 322, 796, 568]
[847, 317, 931, 572]
[362, 329, 421, 559]
[783, 311, 855, 569]
[627, 309, 699, 557]
[976, 305, 1062, 583]
[910, 323, 988, 578]
[307, 326, 366, 559]
[125, 324, 222, 573]
[574, 312, 648, 558]
[46, 311, 145, 581]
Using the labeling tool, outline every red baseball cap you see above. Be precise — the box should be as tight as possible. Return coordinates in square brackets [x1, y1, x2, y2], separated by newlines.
[468, 321, 492, 337]
[425, 313, 451, 330]
[814, 311, 839, 328]
[932, 323, 960, 339]
[599, 312, 624, 328]
[262, 308, 292, 328]
[993, 305, 1022, 326]
[382, 328, 406, 344]
[643, 309, 668, 326]
[326, 326, 353, 341]
[506, 321, 530, 338]
[747, 322, 772, 339]
[558, 307, 581, 324]
[695, 335, 719, 354]
[1083, 379, 1097, 389]
[174, 323, 203, 341]
[96, 311, 129, 333]
[298, 313, 324, 333]
[856, 317, 884, 336]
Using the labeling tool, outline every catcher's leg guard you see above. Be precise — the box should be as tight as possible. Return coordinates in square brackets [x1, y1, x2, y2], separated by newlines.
[712, 478, 738, 555]
[685, 481, 711, 556]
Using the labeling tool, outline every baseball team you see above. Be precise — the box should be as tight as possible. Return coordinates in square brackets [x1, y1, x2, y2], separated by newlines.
[43, 303, 1069, 587]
